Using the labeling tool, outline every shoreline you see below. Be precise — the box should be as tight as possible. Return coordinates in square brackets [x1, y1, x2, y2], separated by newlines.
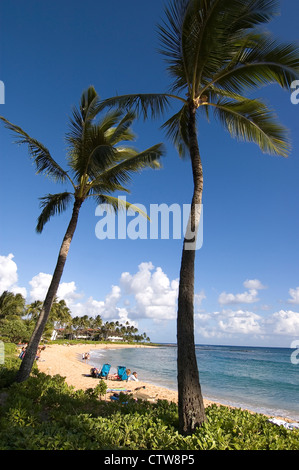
[35, 342, 211, 406]
[35, 342, 297, 423]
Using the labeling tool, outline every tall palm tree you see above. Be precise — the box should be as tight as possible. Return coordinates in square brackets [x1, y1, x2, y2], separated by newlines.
[0, 86, 164, 383]
[48, 298, 73, 338]
[99, 0, 299, 434]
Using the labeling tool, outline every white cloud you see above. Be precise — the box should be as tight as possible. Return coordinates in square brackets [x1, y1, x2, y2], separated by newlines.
[120, 262, 179, 322]
[69, 285, 137, 327]
[288, 287, 299, 304]
[29, 272, 82, 304]
[218, 289, 259, 305]
[0, 253, 27, 297]
[243, 279, 266, 290]
[23, 261, 180, 325]
[29, 272, 52, 301]
[271, 310, 299, 336]
[218, 279, 266, 305]
[195, 309, 262, 339]
[218, 309, 262, 335]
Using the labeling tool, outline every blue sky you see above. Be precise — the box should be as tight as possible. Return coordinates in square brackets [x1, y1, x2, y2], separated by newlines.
[1, 0, 299, 347]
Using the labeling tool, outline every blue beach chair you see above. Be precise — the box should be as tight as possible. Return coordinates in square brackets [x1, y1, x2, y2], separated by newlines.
[98, 363, 111, 379]
[117, 365, 128, 381]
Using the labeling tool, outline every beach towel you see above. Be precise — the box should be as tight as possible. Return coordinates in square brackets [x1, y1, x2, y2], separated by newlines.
[268, 418, 299, 430]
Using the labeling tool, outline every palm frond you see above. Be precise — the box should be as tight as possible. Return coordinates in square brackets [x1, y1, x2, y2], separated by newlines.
[88, 182, 131, 197]
[231, 0, 279, 29]
[161, 103, 190, 157]
[94, 194, 149, 219]
[158, 0, 288, 96]
[85, 143, 118, 180]
[36, 192, 73, 233]
[66, 86, 105, 180]
[105, 111, 136, 145]
[210, 97, 290, 157]
[98, 93, 179, 119]
[89, 143, 164, 190]
[0, 116, 71, 184]
[80, 85, 101, 122]
[85, 110, 137, 176]
[207, 32, 299, 94]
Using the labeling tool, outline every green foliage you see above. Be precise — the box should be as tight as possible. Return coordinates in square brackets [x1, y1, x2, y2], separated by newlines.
[0, 344, 23, 388]
[0, 291, 151, 344]
[0, 367, 298, 450]
[0, 318, 32, 344]
[94, 379, 108, 398]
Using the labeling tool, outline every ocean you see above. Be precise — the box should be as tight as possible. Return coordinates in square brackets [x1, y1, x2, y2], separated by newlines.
[88, 344, 299, 422]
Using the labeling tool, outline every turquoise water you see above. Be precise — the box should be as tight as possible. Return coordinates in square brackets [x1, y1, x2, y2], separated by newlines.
[89, 344, 299, 421]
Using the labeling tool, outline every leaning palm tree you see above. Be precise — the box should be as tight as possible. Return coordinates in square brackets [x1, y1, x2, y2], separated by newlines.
[0, 86, 164, 383]
[99, 0, 299, 434]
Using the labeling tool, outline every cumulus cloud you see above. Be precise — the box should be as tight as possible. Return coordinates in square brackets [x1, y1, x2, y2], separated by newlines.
[195, 309, 263, 339]
[0, 254, 180, 326]
[243, 279, 266, 290]
[29, 273, 52, 301]
[271, 310, 299, 336]
[69, 262, 181, 325]
[0, 253, 27, 297]
[120, 262, 179, 322]
[218, 290, 259, 305]
[7, 253, 299, 344]
[70, 286, 125, 319]
[218, 279, 266, 305]
[218, 309, 262, 335]
[29, 272, 82, 304]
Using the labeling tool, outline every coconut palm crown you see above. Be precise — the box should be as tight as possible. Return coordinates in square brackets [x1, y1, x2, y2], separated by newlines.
[98, 0, 299, 434]
[0, 86, 164, 382]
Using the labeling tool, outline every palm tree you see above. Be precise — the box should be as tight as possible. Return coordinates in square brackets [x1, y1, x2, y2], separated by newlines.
[0, 86, 164, 383]
[48, 299, 73, 339]
[25, 300, 43, 322]
[49, 299, 72, 325]
[99, 0, 299, 434]
[0, 291, 26, 320]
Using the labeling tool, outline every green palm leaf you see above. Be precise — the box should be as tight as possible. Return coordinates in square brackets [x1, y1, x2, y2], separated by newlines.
[98, 93, 178, 119]
[210, 97, 290, 157]
[36, 192, 73, 233]
[206, 33, 299, 95]
[94, 194, 150, 220]
[0, 116, 72, 185]
[90, 143, 164, 190]
[106, 111, 136, 145]
[161, 104, 190, 157]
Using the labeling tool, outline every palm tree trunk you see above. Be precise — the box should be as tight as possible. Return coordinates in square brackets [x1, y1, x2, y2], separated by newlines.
[177, 101, 206, 434]
[16, 198, 83, 383]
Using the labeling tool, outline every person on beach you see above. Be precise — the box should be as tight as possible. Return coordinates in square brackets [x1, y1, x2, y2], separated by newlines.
[90, 367, 99, 378]
[19, 347, 26, 359]
[128, 371, 138, 382]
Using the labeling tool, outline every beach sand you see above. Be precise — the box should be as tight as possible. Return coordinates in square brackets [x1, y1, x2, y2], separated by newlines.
[35, 343, 215, 407]
[34, 343, 299, 424]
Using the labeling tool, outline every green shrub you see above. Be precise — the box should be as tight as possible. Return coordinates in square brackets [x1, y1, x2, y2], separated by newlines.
[0, 361, 298, 450]
[0, 343, 21, 388]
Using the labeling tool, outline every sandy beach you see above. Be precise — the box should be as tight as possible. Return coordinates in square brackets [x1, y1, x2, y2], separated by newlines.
[35, 343, 215, 407]
[31, 342, 299, 427]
